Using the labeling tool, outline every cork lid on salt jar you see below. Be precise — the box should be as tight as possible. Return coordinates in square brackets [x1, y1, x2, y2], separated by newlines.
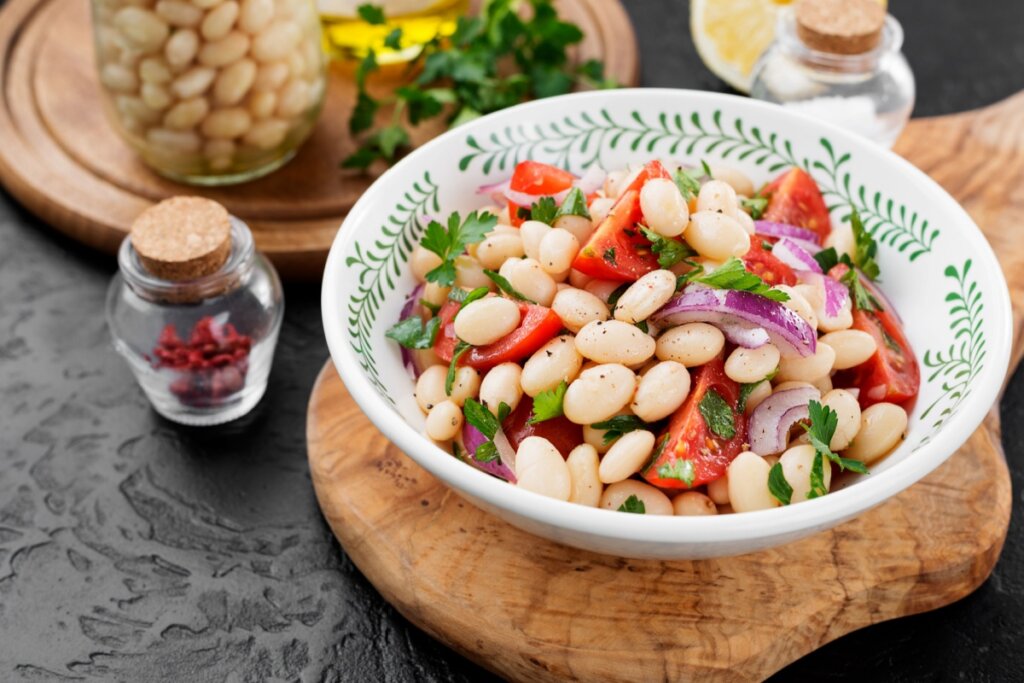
[794, 0, 887, 55]
[130, 196, 233, 282]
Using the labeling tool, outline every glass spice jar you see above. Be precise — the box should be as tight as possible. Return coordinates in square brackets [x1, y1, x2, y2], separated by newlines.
[90, 0, 327, 185]
[106, 197, 284, 425]
[749, 0, 915, 148]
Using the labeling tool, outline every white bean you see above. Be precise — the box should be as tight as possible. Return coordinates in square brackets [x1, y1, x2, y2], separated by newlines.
[551, 287, 609, 334]
[276, 79, 311, 118]
[479, 363, 523, 416]
[198, 31, 250, 67]
[210, 58, 256, 105]
[821, 389, 861, 451]
[114, 7, 170, 52]
[170, 65, 216, 98]
[414, 365, 448, 413]
[655, 322, 724, 367]
[725, 344, 780, 384]
[201, 107, 252, 138]
[156, 0, 203, 27]
[239, 0, 274, 33]
[775, 285, 818, 329]
[453, 255, 493, 290]
[163, 97, 209, 129]
[141, 82, 173, 110]
[117, 95, 161, 124]
[575, 320, 655, 365]
[696, 179, 739, 217]
[200, 1, 239, 40]
[409, 245, 442, 283]
[254, 61, 289, 91]
[447, 366, 480, 407]
[515, 437, 571, 501]
[613, 269, 676, 324]
[673, 491, 718, 516]
[844, 403, 907, 464]
[519, 220, 550, 262]
[506, 258, 556, 307]
[251, 21, 300, 62]
[521, 336, 583, 397]
[685, 211, 749, 260]
[566, 444, 602, 507]
[735, 210, 756, 235]
[583, 419, 620, 454]
[599, 480, 673, 515]
[727, 452, 779, 513]
[165, 29, 200, 68]
[583, 279, 621, 304]
[639, 178, 688, 237]
[146, 127, 201, 152]
[599, 430, 656, 483]
[425, 400, 463, 441]
[780, 444, 832, 503]
[631, 361, 690, 422]
[707, 475, 730, 504]
[538, 228, 579, 275]
[101, 63, 139, 92]
[709, 165, 755, 197]
[743, 380, 772, 414]
[553, 214, 593, 244]
[820, 330, 877, 370]
[248, 91, 278, 119]
[452, 297, 519, 346]
[204, 138, 235, 164]
[191, 0, 225, 8]
[776, 342, 835, 383]
[476, 232, 524, 270]
[589, 197, 615, 225]
[139, 57, 173, 84]
[242, 118, 289, 149]
[825, 222, 855, 260]
[563, 364, 637, 424]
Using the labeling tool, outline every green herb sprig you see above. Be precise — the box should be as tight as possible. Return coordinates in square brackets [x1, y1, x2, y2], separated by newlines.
[420, 211, 497, 287]
[690, 258, 790, 302]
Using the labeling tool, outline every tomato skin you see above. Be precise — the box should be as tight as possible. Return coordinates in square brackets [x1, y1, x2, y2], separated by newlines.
[502, 396, 582, 459]
[761, 168, 832, 241]
[742, 235, 798, 286]
[642, 356, 747, 489]
[507, 161, 576, 227]
[571, 160, 671, 282]
[433, 299, 563, 370]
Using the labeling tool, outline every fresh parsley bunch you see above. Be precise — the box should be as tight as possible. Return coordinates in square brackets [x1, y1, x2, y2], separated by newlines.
[345, 0, 615, 169]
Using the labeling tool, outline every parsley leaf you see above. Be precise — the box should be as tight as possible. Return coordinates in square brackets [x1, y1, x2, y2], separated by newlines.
[606, 283, 630, 309]
[603, 247, 617, 265]
[421, 211, 498, 286]
[617, 494, 646, 514]
[420, 299, 441, 316]
[804, 400, 870, 475]
[529, 381, 568, 424]
[698, 389, 735, 439]
[448, 286, 490, 307]
[530, 196, 559, 224]
[640, 226, 696, 268]
[813, 246, 840, 273]
[357, 3, 386, 24]
[840, 268, 882, 312]
[768, 462, 793, 505]
[849, 209, 880, 281]
[591, 415, 649, 444]
[741, 196, 768, 220]
[673, 167, 701, 201]
[691, 258, 790, 302]
[385, 315, 441, 350]
[737, 380, 765, 413]
[675, 260, 705, 291]
[445, 341, 471, 395]
[807, 451, 828, 499]
[556, 187, 591, 220]
[474, 441, 499, 462]
[463, 397, 500, 439]
[484, 269, 536, 303]
[657, 459, 695, 487]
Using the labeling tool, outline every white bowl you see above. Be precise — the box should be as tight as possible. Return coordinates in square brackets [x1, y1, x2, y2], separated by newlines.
[322, 89, 1011, 559]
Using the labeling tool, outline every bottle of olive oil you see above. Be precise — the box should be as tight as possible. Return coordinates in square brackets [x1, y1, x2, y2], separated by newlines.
[319, 0, 470, 64]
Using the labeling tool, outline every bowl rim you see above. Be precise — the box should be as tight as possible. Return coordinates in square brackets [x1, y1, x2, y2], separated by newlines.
[322, 88, 1012, 544]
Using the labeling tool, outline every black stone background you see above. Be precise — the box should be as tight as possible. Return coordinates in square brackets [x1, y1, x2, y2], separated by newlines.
[1, 0, 1023, 681]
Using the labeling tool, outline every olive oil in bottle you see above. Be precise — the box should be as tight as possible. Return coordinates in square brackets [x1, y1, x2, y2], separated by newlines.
[319, 0, 469, 64]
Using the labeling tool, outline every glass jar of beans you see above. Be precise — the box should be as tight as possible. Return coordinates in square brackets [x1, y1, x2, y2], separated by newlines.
[91, 0, 327, 185]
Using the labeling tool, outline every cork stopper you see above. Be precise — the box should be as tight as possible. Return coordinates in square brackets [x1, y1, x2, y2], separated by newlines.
[130, 197, 232, 282]
[795, 0, 886, 55]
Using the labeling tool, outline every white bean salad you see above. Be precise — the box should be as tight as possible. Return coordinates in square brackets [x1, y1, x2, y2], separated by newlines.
[387, 159, 920, 515]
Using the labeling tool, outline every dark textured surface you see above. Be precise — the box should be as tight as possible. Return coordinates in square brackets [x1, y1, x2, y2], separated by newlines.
[1, 0, 1023, 681]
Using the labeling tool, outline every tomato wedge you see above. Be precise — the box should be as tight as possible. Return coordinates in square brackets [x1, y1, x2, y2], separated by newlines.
[572, 160, 671, 281]
[433, 299, 563, 370]
[502, 396, 582, 459]
[742, 235, 797, 286]
[761, 168, 832, 242]
[507, 161, 576, 227]
[642, 356, 747, 489]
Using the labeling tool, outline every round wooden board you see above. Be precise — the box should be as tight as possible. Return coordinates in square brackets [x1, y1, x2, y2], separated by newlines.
[306, 92, 1024, 682]
[0, 0, 638, 281]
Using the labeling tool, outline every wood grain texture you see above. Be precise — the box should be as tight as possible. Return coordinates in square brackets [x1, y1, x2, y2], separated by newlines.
[0, 0, 638, 281]
[306, 94, 1024, 681]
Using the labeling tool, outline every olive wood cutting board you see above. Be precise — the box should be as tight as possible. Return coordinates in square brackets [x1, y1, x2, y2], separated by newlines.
[0, 0, 637, 281]
[305, 91, 1024, 681]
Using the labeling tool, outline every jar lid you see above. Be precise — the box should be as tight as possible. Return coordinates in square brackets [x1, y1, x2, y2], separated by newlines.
[795, 0, 886, 55]
[130, 197, 232, 281]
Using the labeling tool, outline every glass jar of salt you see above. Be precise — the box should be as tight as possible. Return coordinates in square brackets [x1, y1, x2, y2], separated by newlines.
[106, 197, 284, 426]
[749, 0, 914, 148]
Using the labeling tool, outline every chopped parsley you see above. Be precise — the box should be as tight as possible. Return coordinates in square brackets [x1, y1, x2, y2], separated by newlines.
[840, 267, 882, 312]
[556, 187, 591, 220]
[698, 389, 735, 439]
[617, 494, 646, 514]
[606, 282, 630, 309]
[849, 209, 880, 281]
[603, 247, 617, 265]
[420, 211, 497, 286]
[484, 269, 535, 303]
[768, 462, 793, 505]
[420, 299, 441, 316]
[462, 398, 512, 463]
[741, 196, 768, 219]
[445, 341, 471, 395]
[691, 257, 790, 302]
[529, 381, 568, 424]
[674, 260, 705, 290]
[673, 167, 701, 201]
[448, 285, 490, 306]
[804, 400, 869, 474]
[640, 226, 696, 268]
[807, 451, 828, 500]
[635, 320, 649, 334]
[737, 380, 764, 413]
[657, 459, 696, 487]
[385, 315, 442, 350]
[529, 196, 559, 224]
[591, 414, 649, 444]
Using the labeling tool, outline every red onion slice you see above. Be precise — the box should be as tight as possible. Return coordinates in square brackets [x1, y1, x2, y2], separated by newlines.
[754, 221, 822, 244]
[652, 286, 817, 357]
[399, 284, 426, 378]
[504, 186, 572, 207]
[461, 422, 517, 482]
[718, 320, 770, 349]
[477, 180, 510, 205]
[773, 237, 822, 273]
[748, 386, 820, 455]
